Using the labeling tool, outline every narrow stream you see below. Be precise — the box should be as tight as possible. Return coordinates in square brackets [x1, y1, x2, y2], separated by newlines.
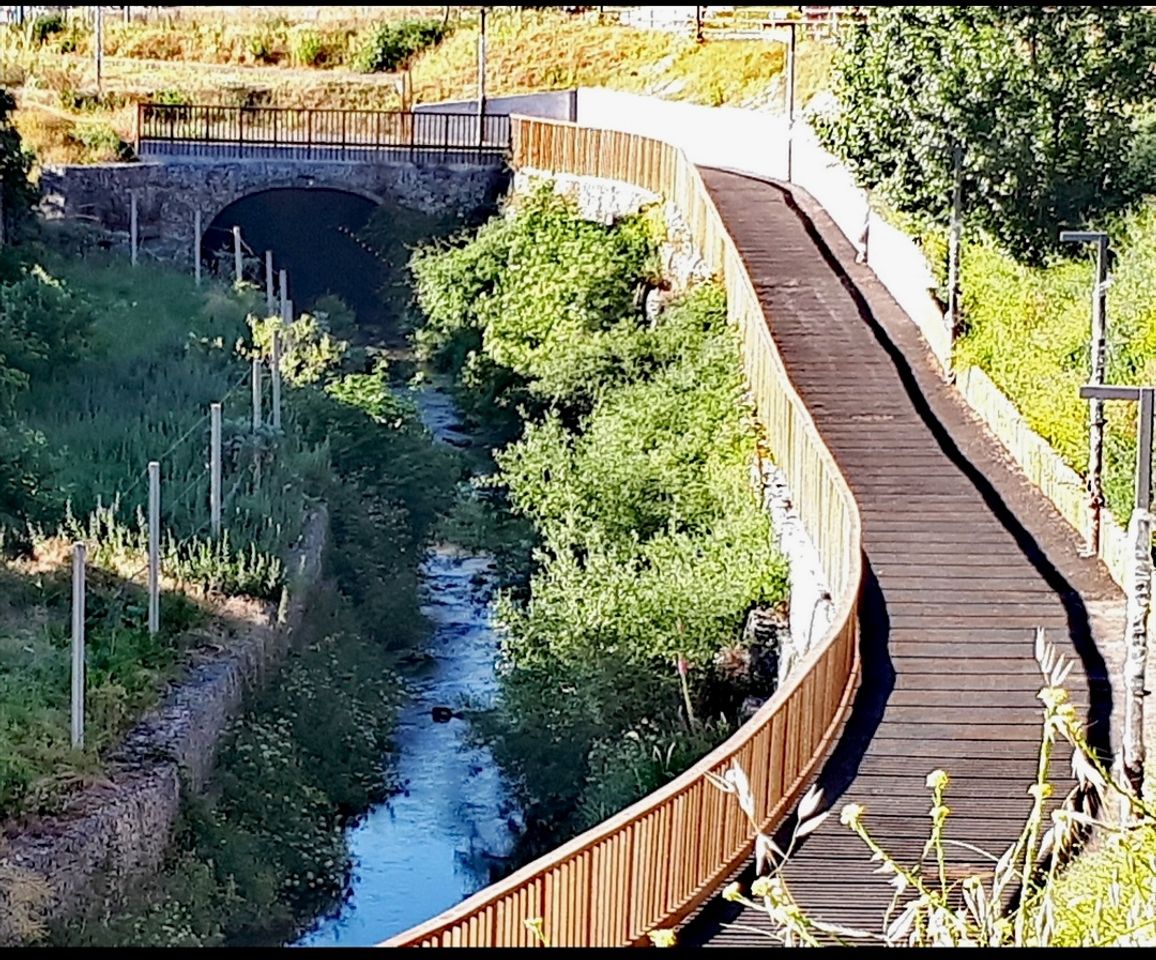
[293, 381, 520, 948]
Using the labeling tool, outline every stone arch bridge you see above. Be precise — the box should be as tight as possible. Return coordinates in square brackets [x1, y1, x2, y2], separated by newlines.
[36, 105, 512, 265]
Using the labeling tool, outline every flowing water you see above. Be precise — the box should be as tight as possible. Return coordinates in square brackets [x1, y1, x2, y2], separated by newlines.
[294, 381, 520, 947]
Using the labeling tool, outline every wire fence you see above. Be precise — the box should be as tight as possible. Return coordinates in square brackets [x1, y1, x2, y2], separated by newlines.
[14, 219, 304, 751]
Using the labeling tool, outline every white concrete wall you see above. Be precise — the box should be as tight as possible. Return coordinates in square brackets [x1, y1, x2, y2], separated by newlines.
[419, 86, 954, 369]
[416, 91, 576, 122]
[577, 87, 790, 182]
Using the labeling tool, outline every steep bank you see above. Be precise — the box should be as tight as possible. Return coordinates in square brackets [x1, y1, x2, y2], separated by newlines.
[0, 507, 327, 945]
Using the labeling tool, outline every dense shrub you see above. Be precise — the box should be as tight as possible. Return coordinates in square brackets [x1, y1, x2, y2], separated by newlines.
[353, 18, 449, 74]
[816, 6, 1156, 263]
[0, 89, 35, 241]
[411, 191, 785, 854]
[29, 12, 65, 46]
[411, 185, 659, 424]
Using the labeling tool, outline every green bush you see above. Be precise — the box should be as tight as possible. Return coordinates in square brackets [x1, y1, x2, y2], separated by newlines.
[411, 185, 660, 423]
[29, 12, 65, 46]
[353, 18, 448, 74]
[290, 28, 332, 68]
[952, 200, 1156, 520]
[411, 192, 785, 856]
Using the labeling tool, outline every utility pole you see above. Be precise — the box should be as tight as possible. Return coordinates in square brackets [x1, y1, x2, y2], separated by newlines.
[1064, 230, 1111, 557]
[477, 6, 487, 148]
[1080, 382, 1153, 805]
[784, 21, 797, 182]
[694, 5, 704, 43]
[94, 5, 103, 94]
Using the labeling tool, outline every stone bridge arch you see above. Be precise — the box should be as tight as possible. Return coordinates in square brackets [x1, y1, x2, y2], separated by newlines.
[38, 156, 510, 266]
[198, 179, 389, 247]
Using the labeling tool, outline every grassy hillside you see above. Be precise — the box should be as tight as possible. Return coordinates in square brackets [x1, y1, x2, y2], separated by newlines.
[4, 8, 833, 165]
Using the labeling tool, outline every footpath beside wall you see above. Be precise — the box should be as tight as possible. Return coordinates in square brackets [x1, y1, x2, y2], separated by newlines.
[0, 507, 329, 944]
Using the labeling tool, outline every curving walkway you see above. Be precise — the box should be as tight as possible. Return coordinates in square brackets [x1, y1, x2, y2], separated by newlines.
[684, 170, 1123, 945]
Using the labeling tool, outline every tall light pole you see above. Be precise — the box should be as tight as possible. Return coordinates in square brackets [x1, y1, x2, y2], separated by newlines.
[1080, 382, 1153, 805]
[945, 142, 963, 340]
[784, 21, 797, 182]
[477, 6, 488, 148]
[94, 5, 103, 94]
[1063, 229, 1111, 557]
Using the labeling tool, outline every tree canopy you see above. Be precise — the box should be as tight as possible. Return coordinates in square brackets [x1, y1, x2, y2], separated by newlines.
[813, 6, 1156, 263]
[0, 88, 35, 243]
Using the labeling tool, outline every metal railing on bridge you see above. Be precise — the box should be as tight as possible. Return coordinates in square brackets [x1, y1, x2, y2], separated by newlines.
[379, 115, 864, 948]
[135, 103, 512, 163]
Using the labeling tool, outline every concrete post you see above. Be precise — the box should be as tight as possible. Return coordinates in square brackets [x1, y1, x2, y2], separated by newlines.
[148, 461, 160, 635]
[252, 357, 263, 431]
[265, 250, 275, 315]
[210, 402, 222, 536]
[71, 541, 86, 750]
[233, 225, 244, 284]
[193, 209, 202, 286]
[271, 331, 282, 430]
[130, 190, 138, 266]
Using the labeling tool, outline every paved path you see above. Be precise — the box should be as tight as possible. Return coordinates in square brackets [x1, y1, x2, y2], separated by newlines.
[683, 169, 1123, 945]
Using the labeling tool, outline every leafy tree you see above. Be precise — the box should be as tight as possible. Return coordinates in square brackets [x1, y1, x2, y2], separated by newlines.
[0, 89, 35, 243]
[814, 6, 1156, 263]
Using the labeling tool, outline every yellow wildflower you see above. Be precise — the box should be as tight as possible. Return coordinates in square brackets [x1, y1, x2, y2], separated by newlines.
[647, 929, 677, 948]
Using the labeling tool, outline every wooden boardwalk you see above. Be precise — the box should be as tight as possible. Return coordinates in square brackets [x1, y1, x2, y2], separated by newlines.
[683, 169, 1123, 945]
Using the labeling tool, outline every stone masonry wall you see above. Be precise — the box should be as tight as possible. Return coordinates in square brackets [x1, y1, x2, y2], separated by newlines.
[37, 158, 511, 266]
[0, 507, 329, 944]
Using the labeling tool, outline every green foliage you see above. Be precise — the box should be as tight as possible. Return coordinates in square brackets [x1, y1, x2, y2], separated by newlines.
[816, 6, 1156, 263]
[290, 28, 331, 68]
[353, 18, 448, 74]
[0, 88, 36, 240]
[29, 12, 65, 46]
[413, 195, 784, 855]
[952, 200, 1156, 519]
[411, 185, 660, 423]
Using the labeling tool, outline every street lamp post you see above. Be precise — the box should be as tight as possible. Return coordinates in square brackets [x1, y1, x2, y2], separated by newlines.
[785, 21, 797, 183]
[477, 6, 488, 149]
[1063, 229, 1112, 557]
[1080, 383, 1153, 805]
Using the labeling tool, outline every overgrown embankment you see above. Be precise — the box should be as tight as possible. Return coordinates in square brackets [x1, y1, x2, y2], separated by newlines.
[410, 185, 788, 860]
[4, 7, 833, 165]
[2, 83, 467, 940]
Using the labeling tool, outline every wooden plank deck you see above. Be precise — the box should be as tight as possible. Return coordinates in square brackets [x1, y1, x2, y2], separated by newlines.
[682, 170, 1123, 946]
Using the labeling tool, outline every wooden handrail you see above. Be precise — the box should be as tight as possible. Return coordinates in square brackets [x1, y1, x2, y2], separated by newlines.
[382, 117, 863, 948]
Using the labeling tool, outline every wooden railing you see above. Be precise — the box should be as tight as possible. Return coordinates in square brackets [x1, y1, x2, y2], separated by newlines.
[135, 104, 511, 162]
[381, 117, 863, 948]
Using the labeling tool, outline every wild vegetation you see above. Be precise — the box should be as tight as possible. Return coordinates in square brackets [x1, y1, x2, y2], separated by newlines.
[0, 89, 462, 840]
[814, 5, 1156, 264]
[2, 8, 831, 165]
[410, 186, 787, 856]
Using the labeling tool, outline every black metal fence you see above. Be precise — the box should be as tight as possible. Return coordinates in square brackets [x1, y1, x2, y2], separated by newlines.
[136, 104, 512, 163]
